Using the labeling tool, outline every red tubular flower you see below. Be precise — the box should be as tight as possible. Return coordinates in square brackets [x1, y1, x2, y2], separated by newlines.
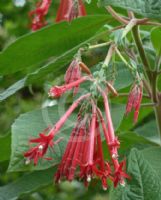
[55, 114, 87, 183]
[55, 103, 112, 187]
[93, 121, 112, 190]
[79, 103, 98, 184]
[24, 129, 62, 165]
[126, 82, 143, 123]
[65, 59, 82, 95]
[56, 0, 86, 22]
[67, 125, 86, 181]
[113, 160, 131, 188]
[97, 88, 130, 187]
[29, 0, 51, 31]
[24, 94, 90, 165]
[49, 76, 88, 98]
[97, 88, 119, 160]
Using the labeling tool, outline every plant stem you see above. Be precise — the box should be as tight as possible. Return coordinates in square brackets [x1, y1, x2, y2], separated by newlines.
[132, 25, 161, 142]
[103, 44, 116, 68]
[132, 26, 151, 80]
[154, 96, 161, 142]
[142, 79, 152, 98]
[115, 47, 134, 71]
[106, 6, 129, 24]
[88, 41, 112, 50]
[141, 103, 158, 107]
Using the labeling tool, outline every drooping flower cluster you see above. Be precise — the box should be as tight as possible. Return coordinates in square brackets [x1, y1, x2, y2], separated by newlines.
[29, 0, 86, 31]
[24, 59, 131, 189]
[126, 81, 143, 123]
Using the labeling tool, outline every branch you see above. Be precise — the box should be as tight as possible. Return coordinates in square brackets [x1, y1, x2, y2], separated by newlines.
[142, 79, 152, 98]
[132, 26, 152, 80]
[106, 6, 129, 24]
[141, 103, 158, 107]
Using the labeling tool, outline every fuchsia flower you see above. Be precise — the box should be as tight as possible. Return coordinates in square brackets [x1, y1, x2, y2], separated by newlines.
[55, 114, 87, 183]
[56, 0, 86, 22]
[79, 104, 98, 184]
[113, 160, 131, 188]
[126, 81, 143, 123]
[65, 59, 82, 95]
[54, 103, 113, 190]
[24, 128, 62, 165]
[97, 88, 130, 187]
[24, 54, 130, 189]
[29, 0, 51, 31]
[24, 93, 90, 165]
[49, 76, 88, 98]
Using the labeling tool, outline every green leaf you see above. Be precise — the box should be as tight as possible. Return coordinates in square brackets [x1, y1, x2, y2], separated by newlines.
[134, 119, 159, 144]
[0, 54, 72, 101]
[110, 103, 125, 129]
[114, 63, 133, 90]
[118, 131, 157, 153]
[98, 0, 161, 20]
[151, 27, 161, 54]
[142, 147, 161, 177]
[0, 78, 26, 101]
[0, 133, 11, 162]
[0, 168, 55, 200]
[109, 148, 161, 200]
[118, 108, 153, 132]
[9, 103, 125, 172]
[0, 15, 111, 75]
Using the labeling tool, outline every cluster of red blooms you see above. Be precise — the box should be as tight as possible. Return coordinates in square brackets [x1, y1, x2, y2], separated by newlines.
[23, 59, 143, 190]
[29, 0, 86, 31]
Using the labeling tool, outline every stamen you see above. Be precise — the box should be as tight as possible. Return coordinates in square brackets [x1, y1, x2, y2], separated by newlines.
[120, 180, 126, 187]
[87, 175, 91, 182]
[25, 159, 31, 165]
[103, 186, 107, 191]
[112, 153, 118, 159]
[38, 145, 43, 150]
